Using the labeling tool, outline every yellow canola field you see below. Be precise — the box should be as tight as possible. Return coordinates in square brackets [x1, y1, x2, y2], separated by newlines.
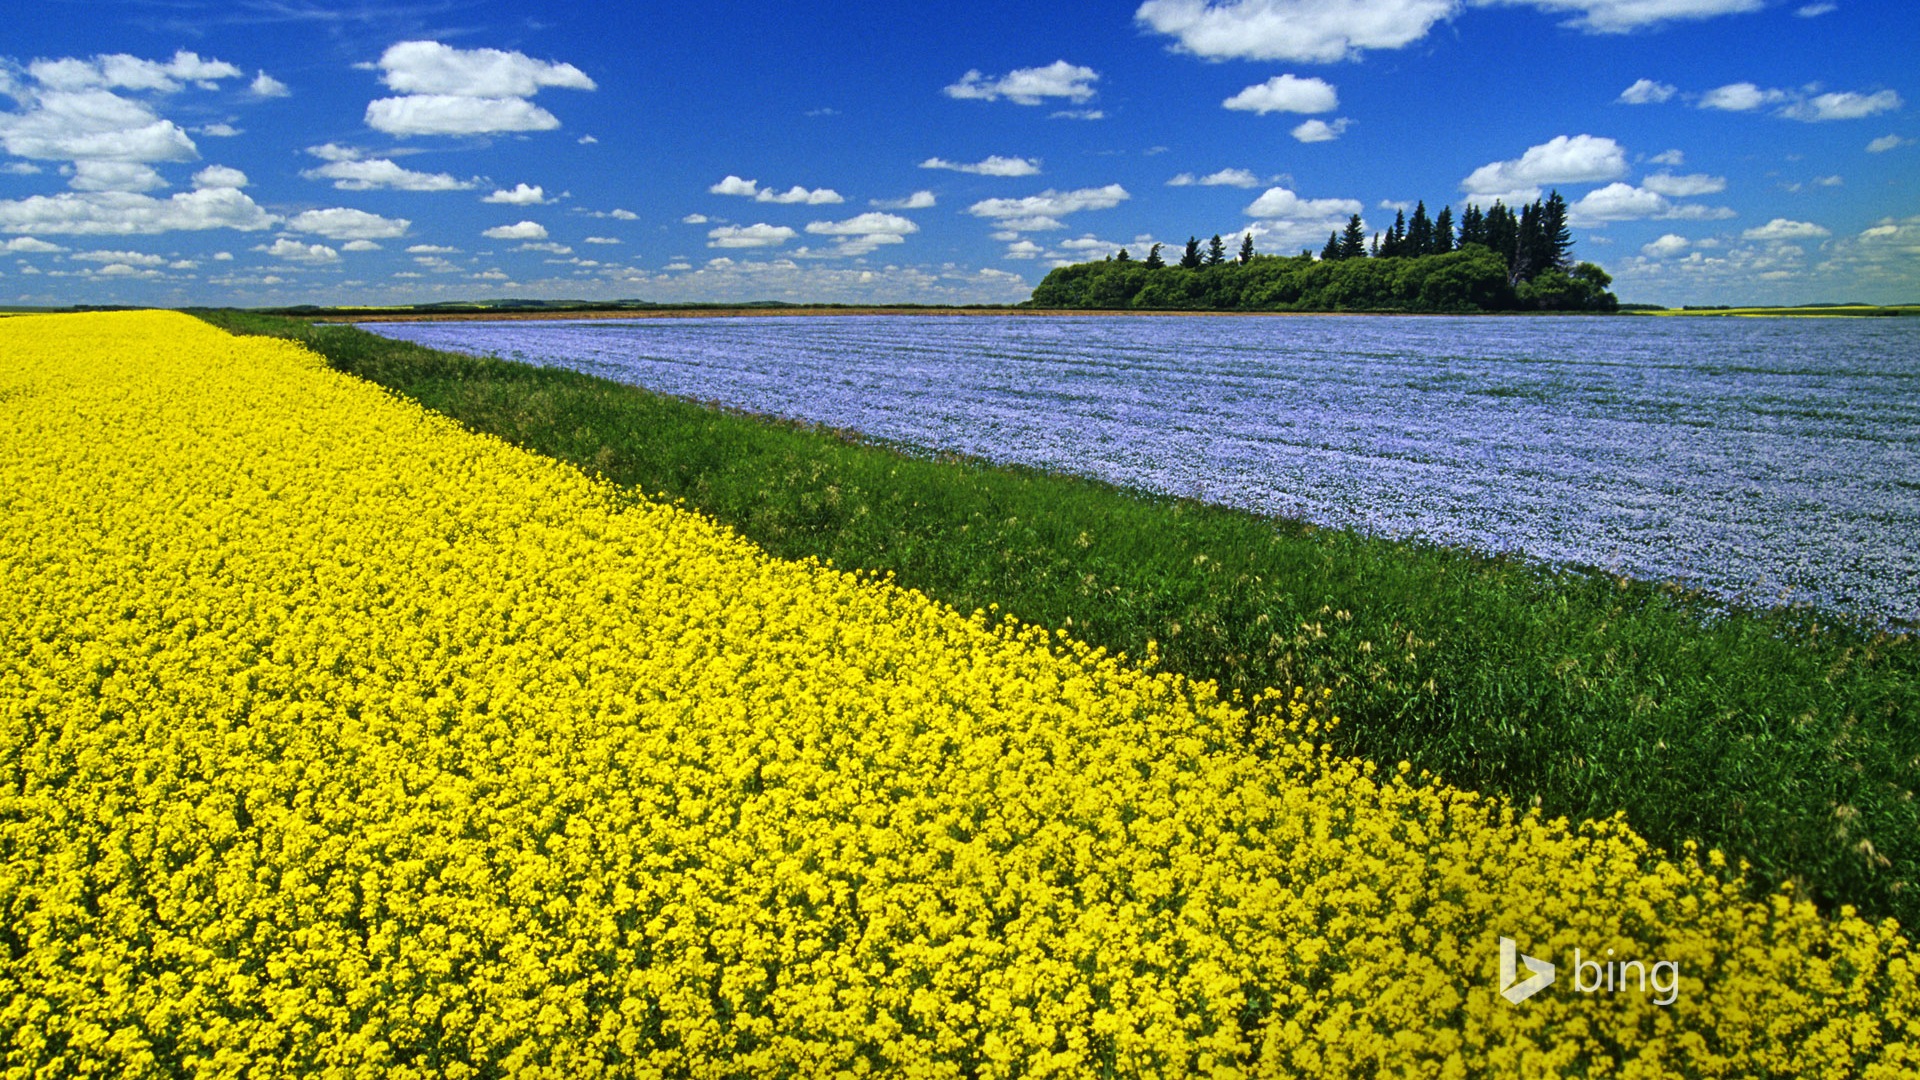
[0, 311, 1914, 1078]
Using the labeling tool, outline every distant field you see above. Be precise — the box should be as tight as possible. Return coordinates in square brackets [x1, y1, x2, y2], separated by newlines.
[1650, 304, 1920, 317]
[200, 309, 1920, 935]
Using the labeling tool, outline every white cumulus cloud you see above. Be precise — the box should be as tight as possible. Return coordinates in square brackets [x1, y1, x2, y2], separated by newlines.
[1698, 82, 1786, 112]
[944, 61, 1098, 105]
[707, 223, 796, 248]
[250, 72, 290, 98]
[484, 183, 550, 205]
[260, 238, 339, 263]
[288, 207, 410, 240]
[709, 175, 760, 196]
[1782, 90, 1903, 122]
[756, 185, 843, 205]
[482, 220, 548, 240]
[1135, 0, 1456, 63]
[1167, 168, 1263, 187]
[192, 165, 248, 189]
[919, 155, 1041, 176]
[68, 161, 166, 192]
[1618, 79, 1676, 105]
[871, 190, 937, 209]
[0, 188, 276, 235]
[804, 211, 918, 255]
[1743, 218, 1830, 241]
[1291, 117, 1351, 142]
[301, 148, 476, 191]
[364, 41, 594, 137]
[1462, 134, 1628, 198]
[965, 185, 1130, 232]
[1867, 134, 1911, 153]
[1640, 171, 1725, 196]
[1222, 74, 1337, 114]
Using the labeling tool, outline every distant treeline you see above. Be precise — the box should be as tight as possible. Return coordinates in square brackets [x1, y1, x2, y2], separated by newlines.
[1027, 192, 1618, 313]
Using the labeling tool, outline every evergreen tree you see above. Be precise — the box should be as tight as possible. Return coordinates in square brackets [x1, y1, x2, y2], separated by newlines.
[1143, 242, 1165, 269]
[1407, 201, 1433, 257]
[1541, 190, 1572, 270]
[1457, 204, 1485, 248]
[1433, 206, 1455, 253]
[1339, 214, 1367, 259]
[1180, 236, 1203, 269]
[1384, 210, 1407, 257]
[1369, 233, 1381, 258]
[1237, 232, 1255, 263]
[1514, 199, 1545, 282]
[1321, 232, 1342, 261]
[1115, 247, 1132, 262]
[1483, 202, 1516, 275]
[1206, 233, 1227, 266]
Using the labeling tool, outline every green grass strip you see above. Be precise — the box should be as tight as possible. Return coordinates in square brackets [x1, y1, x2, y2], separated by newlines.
[192, 308, 1920, 930]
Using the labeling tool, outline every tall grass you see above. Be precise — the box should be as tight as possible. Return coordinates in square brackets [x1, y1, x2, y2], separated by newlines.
[194, 309, 1920, 928]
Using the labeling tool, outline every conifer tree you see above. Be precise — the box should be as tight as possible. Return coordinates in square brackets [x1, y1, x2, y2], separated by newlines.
[1238, 233, 1255, 263]
[1205, 233, 1227, 266]
[1143, 242, 1165, 269]
[1407, 201, 1433, 257]
[1432, 206, 1455, 253]
[1339, 214, 1367, 259]
[1484, 202, 1516, 274]
[1321, 232, 1342, 261]
[1115, 247, 1132, 262]
[1180, 236, 1203, 269]
[1382, 210, 1407, 257]
[1541, 190, 1572, 269]
[1514, 199, 1544, 282]
[1457, 204, 1486, 248]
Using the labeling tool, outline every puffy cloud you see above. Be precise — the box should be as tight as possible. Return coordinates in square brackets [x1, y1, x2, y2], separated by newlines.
[1640, 171, 1725, 196]
[1004, 239, 1043, 259]
[302, 148, 477, 191]
[26, 50, 241, 94]
[1567, 182, 1734, 225]
[804, 211, 918, 255]
[484, 183, 550, 205]
[871, 190, 937, 209]
[965, 185, 1130, 232]
[1511, 0, 1764, 33]
[1648, 148, 1686, 166]
[366, 95, 562, 136]
[69, 162, 166, 192]
[482, 220, 548, 240]
[1291, 117, 1351, 142]
[1641, 234, 1691, 258]
[0, 187, 276, 235]
[681, 213, 709, 224]
[1135, 0, 1456, 62]
[583, 236, 621, 244]
[406, 244, 459, 254]
[376, 41, 595, 97]
[944, 61, 1097, 105]
[1618, 78, 1676, 105]
[0, 89, 198, 164]
[1222, 74, 1337, 114]
[1166, 168, 1262, 187]
[69, 249, 167, 266]
[192, 165, 249, 189]
[288, 207, 410, 240]
[1243, 185, 1364, 220]
[340, 239, 381, 252]
[1, 237, 64, 253]
[707, 223, 796, 248]
[919, 155, 1041, 177]
[363, 41, 593, 137]
[516, 241, 572, 254]
[709, 174, 760, 196]
[1698, 82, 1786, 112]
[1743, 218, 1830, 241]
[1782, 90, 1903, 122]
[1867, 134, 1911, 153]
[259, 238, 339, 263]
[756, 185, 843, 205]
[250, 72, 290, 98]
[1461, 134, 1627, 196]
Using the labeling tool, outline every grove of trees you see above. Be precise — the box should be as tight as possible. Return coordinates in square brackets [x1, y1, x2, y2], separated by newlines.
[1027, 191, 1618, 313]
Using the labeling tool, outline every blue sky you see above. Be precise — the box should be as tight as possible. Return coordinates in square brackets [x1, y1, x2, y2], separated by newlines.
[1, 0, 1913, 307]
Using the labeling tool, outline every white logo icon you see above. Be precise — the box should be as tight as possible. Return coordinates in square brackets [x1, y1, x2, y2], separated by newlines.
[1500, 936, 1555, 1004]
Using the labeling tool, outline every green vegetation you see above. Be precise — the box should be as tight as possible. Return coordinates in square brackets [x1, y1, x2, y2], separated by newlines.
[194, 309, 1920, 929]
[1031, 192, 1619, 312]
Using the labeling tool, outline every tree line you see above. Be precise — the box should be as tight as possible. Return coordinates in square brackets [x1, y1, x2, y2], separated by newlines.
[1027, 191, 1617, 313]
